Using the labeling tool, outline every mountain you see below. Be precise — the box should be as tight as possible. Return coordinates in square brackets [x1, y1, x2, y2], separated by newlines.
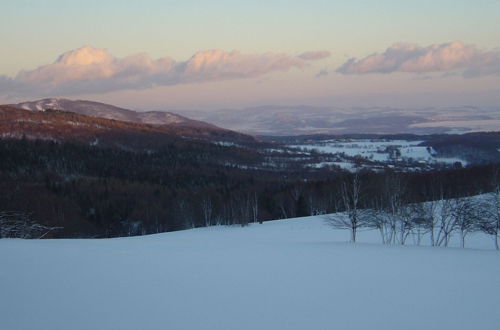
[176, 105, 500, 135]
[14, 99, 500, 137]
[12, 98, 219, 129]
[0, 105, 256, 148]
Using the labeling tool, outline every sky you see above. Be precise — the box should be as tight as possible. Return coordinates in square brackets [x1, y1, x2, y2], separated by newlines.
[1, 0, 499, 110]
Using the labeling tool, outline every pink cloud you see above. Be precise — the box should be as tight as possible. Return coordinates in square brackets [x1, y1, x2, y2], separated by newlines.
[183, 49, 306, 81]
[16, 46, 175, 85]
[2, 46, 322, 96]
[337, 41, 500, 77]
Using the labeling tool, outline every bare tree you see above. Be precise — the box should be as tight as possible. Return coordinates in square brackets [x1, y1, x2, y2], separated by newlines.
[421, 199, 439, 246]
[398, 205, 417, 245]
[380, 173, 407, 244]
[231, 193, 252, 227]
[369, 202, 430, 246]
[488, 168, 500, 250]
[372, 204, 416, 246]
[325, 174, 367, 242]
[307, 191, 327, 216]
[276, 192, 290, 219]
[0, 211, 62, 239]
[435, 199, 456, 247]
[366, 199, 392, 244]
[489, 197, 500, 250]
[289, 185, 302, 212]
[201, 196, 213, 227]
[481, 177, 500, 249]
[213, 214, 225, 226]
[408, 204, 431, 246]
[250, 192, 260, 224]
[450, 197, 481, 248]
[176, 199, 194, 229]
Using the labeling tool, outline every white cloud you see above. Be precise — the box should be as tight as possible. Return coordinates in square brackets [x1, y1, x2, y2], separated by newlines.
[336, 41, 500, 77]
[2, 46, 326, 97]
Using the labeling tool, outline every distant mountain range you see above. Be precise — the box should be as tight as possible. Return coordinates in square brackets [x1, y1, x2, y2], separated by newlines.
[175, 105, 500, 136]
[5, 99, 500, 139]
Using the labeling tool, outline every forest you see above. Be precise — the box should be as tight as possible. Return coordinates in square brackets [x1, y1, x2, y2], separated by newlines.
[0, 137, 498, 243]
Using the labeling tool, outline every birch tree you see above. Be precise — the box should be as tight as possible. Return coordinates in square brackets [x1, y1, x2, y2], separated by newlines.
[325, 174, 367, 242]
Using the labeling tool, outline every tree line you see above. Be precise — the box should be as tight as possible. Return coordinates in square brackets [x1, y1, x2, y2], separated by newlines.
[326, 171, 500, 249]
[0, 138, 498, 244]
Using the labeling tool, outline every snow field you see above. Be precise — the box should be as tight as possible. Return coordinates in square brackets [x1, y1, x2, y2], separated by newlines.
[290, 139, 468, 167]
[0, 216, 498, 330]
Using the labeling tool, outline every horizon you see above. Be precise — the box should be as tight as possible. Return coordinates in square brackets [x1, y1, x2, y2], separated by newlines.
[1, 1, 500, 110]
[9, 96, 500, 113]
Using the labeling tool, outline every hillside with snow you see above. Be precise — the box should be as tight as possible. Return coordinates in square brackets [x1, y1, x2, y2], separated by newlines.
[1, 215, 498, 330]
[12, 98, 217, 128]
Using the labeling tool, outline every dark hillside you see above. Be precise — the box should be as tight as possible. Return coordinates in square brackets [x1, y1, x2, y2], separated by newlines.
[0, 105, 256, 148]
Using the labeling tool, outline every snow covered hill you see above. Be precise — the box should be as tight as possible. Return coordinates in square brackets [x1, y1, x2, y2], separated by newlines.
[1, 216, 498, 330]
[12, 98, 220, 129]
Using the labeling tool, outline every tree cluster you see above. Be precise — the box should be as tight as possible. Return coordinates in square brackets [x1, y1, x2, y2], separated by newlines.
[326, 172, 500, 249]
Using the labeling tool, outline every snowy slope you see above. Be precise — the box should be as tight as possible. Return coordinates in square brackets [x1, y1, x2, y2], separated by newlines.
[1, 216, 498, 330]
[12, 98, 219, 128]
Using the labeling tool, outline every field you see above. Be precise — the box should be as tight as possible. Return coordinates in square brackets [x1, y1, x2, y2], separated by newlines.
[1, 215, 498, 330]
[289, 139, 466, 170]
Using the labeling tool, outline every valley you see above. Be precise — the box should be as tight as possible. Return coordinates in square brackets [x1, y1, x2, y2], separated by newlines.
[2, 3, 499, 330]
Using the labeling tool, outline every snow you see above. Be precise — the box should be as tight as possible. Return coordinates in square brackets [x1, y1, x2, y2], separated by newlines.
[409, 119, 500, 133]
[289, 140, 468, 167]
[308, 161, 357, 171]
[1, 216, 498, 330]
[214, 141, 238, 147]
[291, 140, 425, 162]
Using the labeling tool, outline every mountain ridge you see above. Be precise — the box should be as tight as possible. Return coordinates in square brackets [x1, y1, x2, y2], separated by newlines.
[175, 104, 500, 135]
[0, 105, 257, 148]
[11, 98, 220, 129]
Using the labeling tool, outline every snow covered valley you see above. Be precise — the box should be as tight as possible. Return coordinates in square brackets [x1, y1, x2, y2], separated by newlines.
[1, 216, 498, 330]
[287, 139, 468, 171]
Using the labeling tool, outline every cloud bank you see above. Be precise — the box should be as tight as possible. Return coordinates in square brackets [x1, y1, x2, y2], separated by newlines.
[337, 41, 500, 77]
[0, 46, 330, 97]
